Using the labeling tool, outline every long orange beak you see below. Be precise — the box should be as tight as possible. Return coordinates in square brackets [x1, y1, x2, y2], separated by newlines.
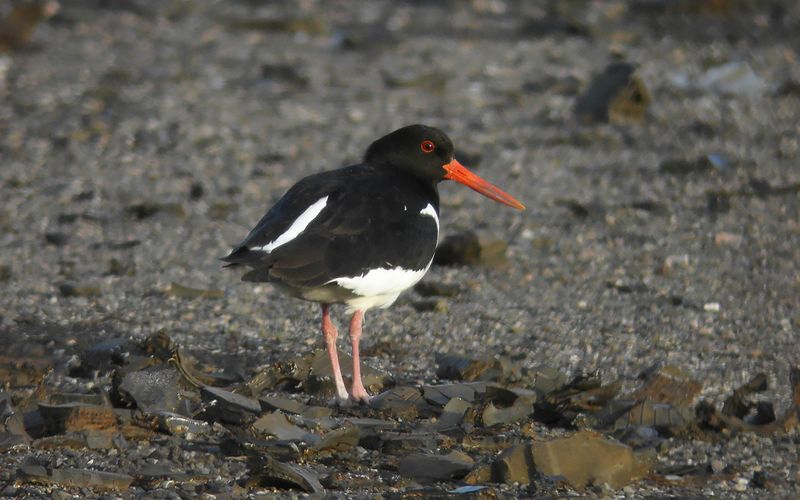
[443, 158, 525, 210]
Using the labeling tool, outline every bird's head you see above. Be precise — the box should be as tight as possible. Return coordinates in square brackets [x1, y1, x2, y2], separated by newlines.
[364, 124, 525, 210]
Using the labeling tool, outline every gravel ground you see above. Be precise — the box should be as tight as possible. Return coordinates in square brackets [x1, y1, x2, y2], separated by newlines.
[1, 0, 799, 497]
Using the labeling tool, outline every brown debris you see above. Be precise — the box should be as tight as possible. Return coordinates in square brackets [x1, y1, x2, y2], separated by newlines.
[633, 365, 702, 407]
[37, 402, 116, 434]
[0, 1, 59, 52]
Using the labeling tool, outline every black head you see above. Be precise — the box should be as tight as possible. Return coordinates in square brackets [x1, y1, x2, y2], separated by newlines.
[364, 124, 526, 210]
[364, 124, 454, 183]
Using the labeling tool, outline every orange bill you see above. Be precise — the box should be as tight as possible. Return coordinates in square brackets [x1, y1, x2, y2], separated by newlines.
[443, 158, 525, 210]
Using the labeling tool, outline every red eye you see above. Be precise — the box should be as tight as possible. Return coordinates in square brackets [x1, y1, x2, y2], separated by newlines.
[421, 140, 435, 153]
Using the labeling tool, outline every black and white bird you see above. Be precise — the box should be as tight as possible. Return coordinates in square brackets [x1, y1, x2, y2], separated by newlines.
[222, 125, 524, 403]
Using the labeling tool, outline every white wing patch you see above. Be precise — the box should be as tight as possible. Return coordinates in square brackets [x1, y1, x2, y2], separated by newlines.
[420, 203, 439, 233]
[256, 196, 328, 253]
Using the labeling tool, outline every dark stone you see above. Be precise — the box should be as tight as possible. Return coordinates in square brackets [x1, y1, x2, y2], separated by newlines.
[414, 281, 461, 298]
[200, 386, 262, 425]
[58, 282, 101, 298]
[398, 452, 474, 480]
[433, 231, 509, 268]
[44, 232, 69, 246]
[574, 62, 650, 124]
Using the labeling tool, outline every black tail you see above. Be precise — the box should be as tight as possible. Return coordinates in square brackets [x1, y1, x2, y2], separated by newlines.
[220, 246, 269, 267]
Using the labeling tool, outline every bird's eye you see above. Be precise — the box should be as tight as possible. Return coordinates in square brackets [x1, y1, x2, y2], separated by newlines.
[420, 140, 435, 153]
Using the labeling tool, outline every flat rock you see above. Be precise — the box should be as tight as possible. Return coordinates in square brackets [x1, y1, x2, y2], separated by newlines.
[248, 456, 324, 494]
[370, 386, 437, 419]
[259, 395, 312, 415]
[422, 382, 491, 405]
[398, 451, 474, 481]
[154, 411, 211, 436]
[251, 411, 317, 442]
[17, 466, 134, 490]
[435, 397, 472, 431]
[314, 425, 359, 453]
[200, 386, 262, 425]
[531, 430, 649, 489]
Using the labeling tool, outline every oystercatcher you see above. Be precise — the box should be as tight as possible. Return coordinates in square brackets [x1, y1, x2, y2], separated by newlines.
[222, 125, 524, 403]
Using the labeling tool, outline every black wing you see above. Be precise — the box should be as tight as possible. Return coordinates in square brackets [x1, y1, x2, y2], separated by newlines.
[222, 165, 439, 290]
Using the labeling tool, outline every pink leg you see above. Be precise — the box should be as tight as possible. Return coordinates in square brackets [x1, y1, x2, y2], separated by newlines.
[321, 304, 349, 402]
[349, 310, 371, 403]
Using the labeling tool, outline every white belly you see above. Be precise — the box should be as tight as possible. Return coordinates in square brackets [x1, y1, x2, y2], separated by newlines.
[328, 259, 434, 312]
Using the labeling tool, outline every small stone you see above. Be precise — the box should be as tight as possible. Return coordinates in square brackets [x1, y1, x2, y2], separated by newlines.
[574, 62, 650, 124]
[154, 411, 211, 436]
[58, 282, 101, 298]
[44, 232, 69, 246]
[703, 302, 721, 312]
[117, 366, 185, 414]
[433, 231, 509, 268]
[714, 232, 742, 245]
[165, 282, 224, 299]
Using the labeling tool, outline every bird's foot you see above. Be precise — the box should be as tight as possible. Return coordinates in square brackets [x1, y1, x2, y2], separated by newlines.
[349, 384, 371, 405]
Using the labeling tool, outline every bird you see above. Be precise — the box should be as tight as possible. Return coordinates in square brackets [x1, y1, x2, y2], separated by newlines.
[222, 124, 524, 404]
